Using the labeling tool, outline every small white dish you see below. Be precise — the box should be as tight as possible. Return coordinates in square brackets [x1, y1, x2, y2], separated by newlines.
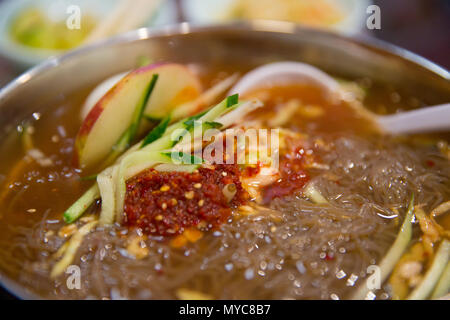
[183, 0, 371, 35]
[0, 0, 174, 69]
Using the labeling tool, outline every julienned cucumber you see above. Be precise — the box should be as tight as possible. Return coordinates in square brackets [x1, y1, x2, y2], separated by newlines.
[141, 115, 171, 148]
[140, 94, 239, 153]
[101, 75, 159, 168]
[128, 74, 159, 144]
[66, 77, 159, 223]
[63, 184, 100, 223]
[64, 94, 240, 224]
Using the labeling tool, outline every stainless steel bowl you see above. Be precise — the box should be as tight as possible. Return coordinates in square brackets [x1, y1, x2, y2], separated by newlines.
[0, 22, 449, 299]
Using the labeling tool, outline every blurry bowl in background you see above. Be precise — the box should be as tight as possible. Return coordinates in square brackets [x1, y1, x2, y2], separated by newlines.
[0, 0, 174, 69]
[182, 0, 371, 35]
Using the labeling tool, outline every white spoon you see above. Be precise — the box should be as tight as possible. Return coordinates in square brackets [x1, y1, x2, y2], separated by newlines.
[230, 61, 450, 135]
[230, 61, 341, 101]
[375, 104, 450, 134]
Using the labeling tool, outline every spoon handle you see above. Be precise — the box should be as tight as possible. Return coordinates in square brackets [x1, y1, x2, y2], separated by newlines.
[378, 103, 450, 134]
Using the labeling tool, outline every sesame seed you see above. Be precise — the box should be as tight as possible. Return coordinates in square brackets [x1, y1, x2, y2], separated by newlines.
[160, 185, 170, 192]
[170, 198, 178, 206]
[27, 208, 36, 213]
[226, 183, 236, 192]
[222, 172, 227, 176]
[185, 191, 194, 199]
[198, 199, 204, 206]
[155, 215, 163, 221]
[193, 183, 202, 189]
[161, 203, 167, 210]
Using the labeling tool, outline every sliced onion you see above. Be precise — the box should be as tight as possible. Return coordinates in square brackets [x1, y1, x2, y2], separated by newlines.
[50, 220, 98, 278]
[97, 165, 119, 225]
[408, 240, 450, 300]
[215, 99, 263, 128]
[172, 74, 239, 119]
[352, 194, 415, 300]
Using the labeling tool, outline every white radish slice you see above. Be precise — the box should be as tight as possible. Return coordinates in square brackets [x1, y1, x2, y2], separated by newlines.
[215, 99, 263, 128]
[229, 61, 340, 100]
[81, 72, 129, 121]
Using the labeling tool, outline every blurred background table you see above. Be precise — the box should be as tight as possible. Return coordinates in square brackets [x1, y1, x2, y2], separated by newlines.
[371, 0, 449, 69]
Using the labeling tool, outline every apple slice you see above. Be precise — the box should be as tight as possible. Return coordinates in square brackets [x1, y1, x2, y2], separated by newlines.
[75, 63, 202, 169]
[80, 71, 129, 121]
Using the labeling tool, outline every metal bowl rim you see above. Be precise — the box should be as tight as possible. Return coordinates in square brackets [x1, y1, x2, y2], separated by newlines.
[1, 20, 449, 101]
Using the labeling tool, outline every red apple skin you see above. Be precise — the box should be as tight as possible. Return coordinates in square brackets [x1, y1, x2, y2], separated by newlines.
[74, 63, 201, 169]
[133, 62, 166, 74]
[77, 78, 127, 140]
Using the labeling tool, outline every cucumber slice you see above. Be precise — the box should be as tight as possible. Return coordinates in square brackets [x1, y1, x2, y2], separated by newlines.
[141, 115, 171, 148]
[128, 74, 159, 144]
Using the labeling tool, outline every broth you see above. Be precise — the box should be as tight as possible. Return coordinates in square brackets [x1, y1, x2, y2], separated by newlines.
[0, 62, 448, 300]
